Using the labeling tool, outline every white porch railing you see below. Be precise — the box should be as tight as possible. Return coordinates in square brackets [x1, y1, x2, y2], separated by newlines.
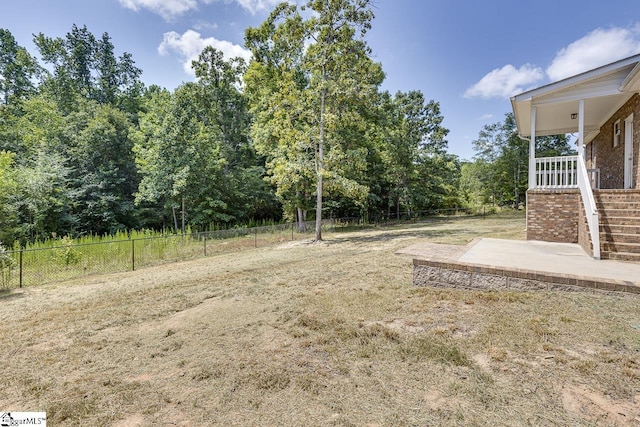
[577, 155, 600, 259]
[534, 156, 578, 188]
[587, 168, 601, 190]
[533, 155, 600, 259]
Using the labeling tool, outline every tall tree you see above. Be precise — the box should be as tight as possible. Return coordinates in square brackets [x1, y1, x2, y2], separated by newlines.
[134, 82, 230, 230]
[12, 150, 73, 243]
[245, 3, 318, 231]
[0, 151, 18, 246]
[245, 0, 383, 240]
[380, 90, 450, 218]
[65, 100, 138, 234]
[0, 28, 41, 106]
[34, 25, 143, 114]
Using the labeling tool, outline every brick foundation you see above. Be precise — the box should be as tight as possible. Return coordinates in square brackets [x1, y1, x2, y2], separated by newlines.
[526, 189, 580, 242]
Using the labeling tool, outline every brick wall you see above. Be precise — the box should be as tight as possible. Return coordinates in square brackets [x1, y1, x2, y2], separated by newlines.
[577, 199, 592, 257]
[526, 189, 580, 242]
[586, 94, 640, 189]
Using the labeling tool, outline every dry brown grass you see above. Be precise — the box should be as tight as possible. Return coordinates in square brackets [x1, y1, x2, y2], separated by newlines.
[1, 211, 639, 426]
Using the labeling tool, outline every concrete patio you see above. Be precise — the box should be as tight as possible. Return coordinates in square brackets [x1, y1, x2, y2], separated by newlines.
[398, 238, 640, 295]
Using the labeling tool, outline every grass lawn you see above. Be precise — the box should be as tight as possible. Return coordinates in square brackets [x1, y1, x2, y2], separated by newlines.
[1, 211, 639, 426]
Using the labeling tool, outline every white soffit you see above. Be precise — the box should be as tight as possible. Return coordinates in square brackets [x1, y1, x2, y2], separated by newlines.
[511, 54, 640, 138]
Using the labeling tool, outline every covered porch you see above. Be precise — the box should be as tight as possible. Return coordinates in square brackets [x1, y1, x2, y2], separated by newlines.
[511, 54, 640, 260]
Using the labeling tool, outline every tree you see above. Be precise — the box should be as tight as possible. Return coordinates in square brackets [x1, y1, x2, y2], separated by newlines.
[12, 150, 73, 243]
[134, 48, 275, 231]
[380, 90, 450, 218]
[65, 100, 138, 234]
[245, 0, 383, 240]
[0, 28, 41, 106]
[472, 113, 575, 208]
[34, 25, 143, 114]
[192, 47, 280, 224]
[134, 82, 231, 230]
[0, 151, 18, 245]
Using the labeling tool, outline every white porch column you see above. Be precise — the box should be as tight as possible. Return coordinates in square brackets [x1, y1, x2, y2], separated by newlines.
[578, 99, 585, 158]
[528, 105, 536, 189]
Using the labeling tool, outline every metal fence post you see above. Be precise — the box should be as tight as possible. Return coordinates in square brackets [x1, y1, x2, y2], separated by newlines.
[204, 233, 207, 256]
[19, 250, 23, 288]
[254, 228, 257, 248]
[291, 222, 294, 241]
[131, 239, 135, 271]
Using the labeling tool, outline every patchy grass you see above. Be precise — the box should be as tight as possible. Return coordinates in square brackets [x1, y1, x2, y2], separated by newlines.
[1, 211, 639, 426]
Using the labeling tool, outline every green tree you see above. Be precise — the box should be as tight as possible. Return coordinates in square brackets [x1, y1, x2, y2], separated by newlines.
[380, 90, 450, 218]
[65, 100, 138, 234]
[246, 0, 383, 240]
[0, 28, 41, 106]
[192, 47, 280, 224]
[134, 82, 229, 230]
[0, 151, 18, 245]
[245, 3, 317, 230]
[12, 150, 73, 243]
[34, 25, 143, 114]
[472, 113, 575, 207]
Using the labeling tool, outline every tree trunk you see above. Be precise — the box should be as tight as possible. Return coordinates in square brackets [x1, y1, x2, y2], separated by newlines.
[315, 77, 327, 242]
[181, 197, 185, 234]
[172, 206, 179, 234]
[297, 207, 306, 233]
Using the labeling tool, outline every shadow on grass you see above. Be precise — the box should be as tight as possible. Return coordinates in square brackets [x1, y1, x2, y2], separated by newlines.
[323, 226, 478, 246]
[0, 288, 26, 301]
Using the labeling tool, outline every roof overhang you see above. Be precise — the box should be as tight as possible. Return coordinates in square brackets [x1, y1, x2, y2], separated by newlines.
[511, 54, 640, 139]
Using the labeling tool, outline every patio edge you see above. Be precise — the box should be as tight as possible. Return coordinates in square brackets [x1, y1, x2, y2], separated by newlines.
[413, 259, 640, 296]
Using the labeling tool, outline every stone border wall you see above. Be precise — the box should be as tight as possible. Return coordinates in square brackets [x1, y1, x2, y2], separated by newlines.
[413, 259, 639, 296]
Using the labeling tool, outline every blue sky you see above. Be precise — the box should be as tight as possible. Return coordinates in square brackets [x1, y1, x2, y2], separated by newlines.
[4, 0, 640, 160]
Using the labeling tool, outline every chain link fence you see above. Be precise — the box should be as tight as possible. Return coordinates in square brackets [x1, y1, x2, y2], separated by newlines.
[0, 207, 496, 290]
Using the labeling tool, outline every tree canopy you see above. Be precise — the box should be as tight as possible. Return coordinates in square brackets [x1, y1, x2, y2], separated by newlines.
[1, 9, 524, 248]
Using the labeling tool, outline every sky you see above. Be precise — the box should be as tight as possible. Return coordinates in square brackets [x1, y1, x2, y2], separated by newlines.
[4, 0, 640, 160]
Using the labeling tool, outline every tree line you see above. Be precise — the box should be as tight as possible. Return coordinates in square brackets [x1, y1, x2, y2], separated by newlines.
[0, 0, 572, 247]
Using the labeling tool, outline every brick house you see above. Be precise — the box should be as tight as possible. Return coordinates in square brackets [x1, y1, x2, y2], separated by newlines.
[511, 54, 640, 261]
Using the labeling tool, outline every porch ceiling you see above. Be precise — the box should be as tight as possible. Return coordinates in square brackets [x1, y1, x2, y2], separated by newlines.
[511, 55, 640, 138]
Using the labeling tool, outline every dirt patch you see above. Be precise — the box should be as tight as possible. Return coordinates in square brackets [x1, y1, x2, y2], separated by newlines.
[113, 413, 145, 427]
[561, 384, 640, 426]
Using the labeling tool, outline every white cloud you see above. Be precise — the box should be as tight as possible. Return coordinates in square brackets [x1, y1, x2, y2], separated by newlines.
[546, 27, 640, 82]
[118, 0, 198, 20]
[464, 64, 544, 99]
[158, 30, 251, 75]
[193, 20, 219, 31]
[119, 0, 283, 20]
[465, 25, 640, 100]
[480, 113, 493, 120]
[203, 0, 283, 14]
